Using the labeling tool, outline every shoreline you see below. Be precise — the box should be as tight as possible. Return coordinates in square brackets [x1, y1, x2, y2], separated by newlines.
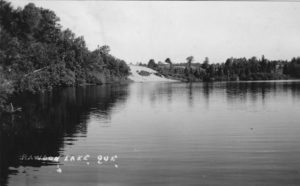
[2, 78, 300, 113]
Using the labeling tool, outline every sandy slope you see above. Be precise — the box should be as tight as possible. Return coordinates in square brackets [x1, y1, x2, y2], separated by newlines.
[128, 65, 176, 82]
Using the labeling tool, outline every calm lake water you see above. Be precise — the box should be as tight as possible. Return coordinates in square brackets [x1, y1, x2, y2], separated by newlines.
[1, 80, 300, 186]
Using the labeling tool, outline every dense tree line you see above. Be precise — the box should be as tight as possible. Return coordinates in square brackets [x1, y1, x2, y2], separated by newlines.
[0, 1, 130, 111]
[147, 56, 300, 82]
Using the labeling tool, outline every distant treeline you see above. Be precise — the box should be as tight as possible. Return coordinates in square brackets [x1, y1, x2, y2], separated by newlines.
[146, 55, 300, 82]
[0, 1, 130, 111]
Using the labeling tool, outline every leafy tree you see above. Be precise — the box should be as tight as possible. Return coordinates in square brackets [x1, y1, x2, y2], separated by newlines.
[186, 56, 194, 68]
[0, 0, 130, 110]
[98, 45, 110, 55]
[147, 55, 294, 82]
[20, 3, 42, 38]
[202, 57, 209, 69]
[147, 59, 157, 69]
[165, 58, 172, 69]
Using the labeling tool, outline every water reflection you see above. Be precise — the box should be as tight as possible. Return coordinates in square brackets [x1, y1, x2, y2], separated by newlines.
[0, 84, 129, 186]
[1, 80, 300, 186]
[137, 81, 300, 109]
[225, 81, 300, 105]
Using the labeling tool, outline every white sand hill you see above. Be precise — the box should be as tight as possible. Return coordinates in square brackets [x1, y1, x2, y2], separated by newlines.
[128, 65, 177, 82]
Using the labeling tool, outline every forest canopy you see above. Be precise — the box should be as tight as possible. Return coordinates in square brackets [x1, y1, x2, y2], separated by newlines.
[146, 56, 300, 82]
[0, 1, 130, 111]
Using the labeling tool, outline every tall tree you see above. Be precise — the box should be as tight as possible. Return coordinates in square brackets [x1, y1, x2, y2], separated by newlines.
[202, 57, 209, 69]
[186, 56, 194, 68]
[165, 58, 172, 69]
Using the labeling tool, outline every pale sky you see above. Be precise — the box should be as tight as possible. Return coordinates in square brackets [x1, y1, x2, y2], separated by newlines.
[10, 1, 300, 64]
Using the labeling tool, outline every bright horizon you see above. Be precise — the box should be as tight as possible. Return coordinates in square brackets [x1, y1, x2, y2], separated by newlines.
[10, 1, 300, 64]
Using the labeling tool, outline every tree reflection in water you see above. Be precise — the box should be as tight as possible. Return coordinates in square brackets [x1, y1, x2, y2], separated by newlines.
[0, 84, 129, 186]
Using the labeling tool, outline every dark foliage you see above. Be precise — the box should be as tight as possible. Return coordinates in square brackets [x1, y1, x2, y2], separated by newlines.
[147, 56, 299, 82]
[0, 1, 130, 111]
[137, 70, 151, 76]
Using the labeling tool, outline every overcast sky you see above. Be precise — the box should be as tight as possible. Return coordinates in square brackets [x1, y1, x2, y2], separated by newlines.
[10, 1, 300, 64]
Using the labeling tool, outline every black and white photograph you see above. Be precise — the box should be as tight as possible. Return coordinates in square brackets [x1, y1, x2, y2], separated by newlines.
[1, 0, 300, 185]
